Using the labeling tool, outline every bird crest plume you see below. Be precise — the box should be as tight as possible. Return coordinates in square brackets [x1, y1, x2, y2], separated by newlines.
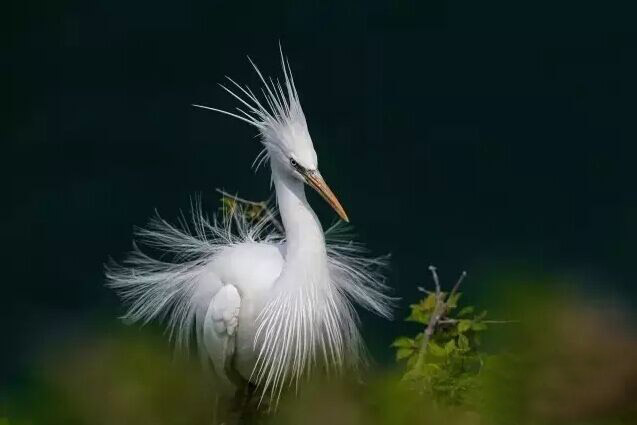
[193, 48, 315, 172]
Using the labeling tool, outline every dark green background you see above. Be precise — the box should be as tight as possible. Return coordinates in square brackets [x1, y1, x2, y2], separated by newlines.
[4, 0, 636, 386]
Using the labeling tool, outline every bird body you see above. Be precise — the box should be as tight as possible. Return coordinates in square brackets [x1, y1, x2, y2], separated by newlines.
[107, 52, 391, 404]
[201, 241, 283, 387]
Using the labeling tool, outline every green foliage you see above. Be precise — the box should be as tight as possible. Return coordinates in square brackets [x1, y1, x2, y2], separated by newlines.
[5, 261, 637, 425]
[393, 274, 493, 406]
[219, 195, 269, 223]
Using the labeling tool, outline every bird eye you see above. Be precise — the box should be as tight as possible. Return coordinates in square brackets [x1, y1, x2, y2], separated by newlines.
[290, 158, 299, 168]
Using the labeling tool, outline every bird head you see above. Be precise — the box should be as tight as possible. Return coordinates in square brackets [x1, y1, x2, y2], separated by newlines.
[193, 51, 349, 222]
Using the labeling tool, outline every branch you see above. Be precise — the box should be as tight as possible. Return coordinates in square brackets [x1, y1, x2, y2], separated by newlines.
[449, 271, 467, 300]
[430, 265, 441, 294]
[215, 188, 266, 207]
[438, 319, 519, 325]
[415, 267, 471, 369]
[416, 266, 447, 369]
[215, 188, 284, 233]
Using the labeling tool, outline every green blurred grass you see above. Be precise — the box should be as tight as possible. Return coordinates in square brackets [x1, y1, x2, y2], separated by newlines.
[3, 278, 636, 425]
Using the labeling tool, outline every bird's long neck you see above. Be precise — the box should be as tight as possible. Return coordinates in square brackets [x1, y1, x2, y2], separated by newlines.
[271, 162, 327, 278]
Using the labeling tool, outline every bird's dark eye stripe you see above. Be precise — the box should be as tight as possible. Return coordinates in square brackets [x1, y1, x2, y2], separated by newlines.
[290, 158, 303, 171]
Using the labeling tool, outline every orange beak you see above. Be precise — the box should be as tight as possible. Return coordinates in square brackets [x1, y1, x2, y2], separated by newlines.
[304, 171, 349, 222]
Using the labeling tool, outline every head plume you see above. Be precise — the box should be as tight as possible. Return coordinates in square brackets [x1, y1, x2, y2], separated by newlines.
[193, 48, 317, 171]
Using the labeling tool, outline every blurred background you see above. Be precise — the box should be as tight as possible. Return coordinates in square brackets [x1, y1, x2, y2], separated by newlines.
[3, 0, 636, 423]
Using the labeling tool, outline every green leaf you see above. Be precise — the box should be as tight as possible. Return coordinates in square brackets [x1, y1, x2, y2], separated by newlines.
[446, 292, 462, 309]
[473, 334, 482, 346]
[406, 308, 430, 324]
[392, 337, 415, 348]
[408, 303, 420, 311]
[458, 334, 470, 350]
[444, 339, 457, 354]
[458, 306, 474, 317]
[458, 319, 473, 333]
[423, 293, 437, 310]
[397, 281, 495, 406]
[428, 341, 447, 357]
[396, 347, 415, 361]
[401, 368, 423, 382]
[475, 310, 488, 320]
[423, 362, 442, 375]
[406, 352, 419, 369]
[471, 322, 488, 331]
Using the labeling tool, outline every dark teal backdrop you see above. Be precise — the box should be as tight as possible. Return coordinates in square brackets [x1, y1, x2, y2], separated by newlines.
[4, 0, 636, 385]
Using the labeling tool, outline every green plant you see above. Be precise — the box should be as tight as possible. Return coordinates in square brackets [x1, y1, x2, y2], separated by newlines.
[393, 267, 507, 406]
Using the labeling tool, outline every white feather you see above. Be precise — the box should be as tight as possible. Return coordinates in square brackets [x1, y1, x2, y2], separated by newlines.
[107, 202, 392, 400]
[107, 51, 393, 405]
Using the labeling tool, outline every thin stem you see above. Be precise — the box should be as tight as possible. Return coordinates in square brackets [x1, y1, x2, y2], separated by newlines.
[429, 266, 441, 294]
[414, 267, 514, 371]
[449, 271, 467, 300]
[416, 267, 446, 369]
[215, 188, 284, 233]
[439, 319, 518, 325]
[216, 188, 266, 206]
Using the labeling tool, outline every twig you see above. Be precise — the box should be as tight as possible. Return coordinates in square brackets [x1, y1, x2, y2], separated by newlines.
[438, 319, 518, 325]
[449, 271, 467, 300]
[416, 267, 447, 369]
[429, 265, 441, 294]
[439, 270, 467, 320]
[415, 267, 471, 369]
[413, 267, 514, 373]
[215, 188, 284, 233]
[215, 188, 266, 207]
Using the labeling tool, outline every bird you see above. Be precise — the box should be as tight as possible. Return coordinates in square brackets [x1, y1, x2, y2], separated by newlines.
[106, 50, 392, 407]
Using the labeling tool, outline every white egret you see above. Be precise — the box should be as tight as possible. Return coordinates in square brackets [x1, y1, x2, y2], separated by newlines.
[106, 51, 392, 405]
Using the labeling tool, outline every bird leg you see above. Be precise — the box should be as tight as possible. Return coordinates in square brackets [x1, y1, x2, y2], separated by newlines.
[232, 381, 260, 424]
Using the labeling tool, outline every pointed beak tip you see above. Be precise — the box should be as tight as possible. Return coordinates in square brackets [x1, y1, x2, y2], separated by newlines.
[305, 171, 350, 224]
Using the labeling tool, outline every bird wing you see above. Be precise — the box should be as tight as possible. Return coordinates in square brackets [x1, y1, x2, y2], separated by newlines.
[203, 283, 242, 391]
